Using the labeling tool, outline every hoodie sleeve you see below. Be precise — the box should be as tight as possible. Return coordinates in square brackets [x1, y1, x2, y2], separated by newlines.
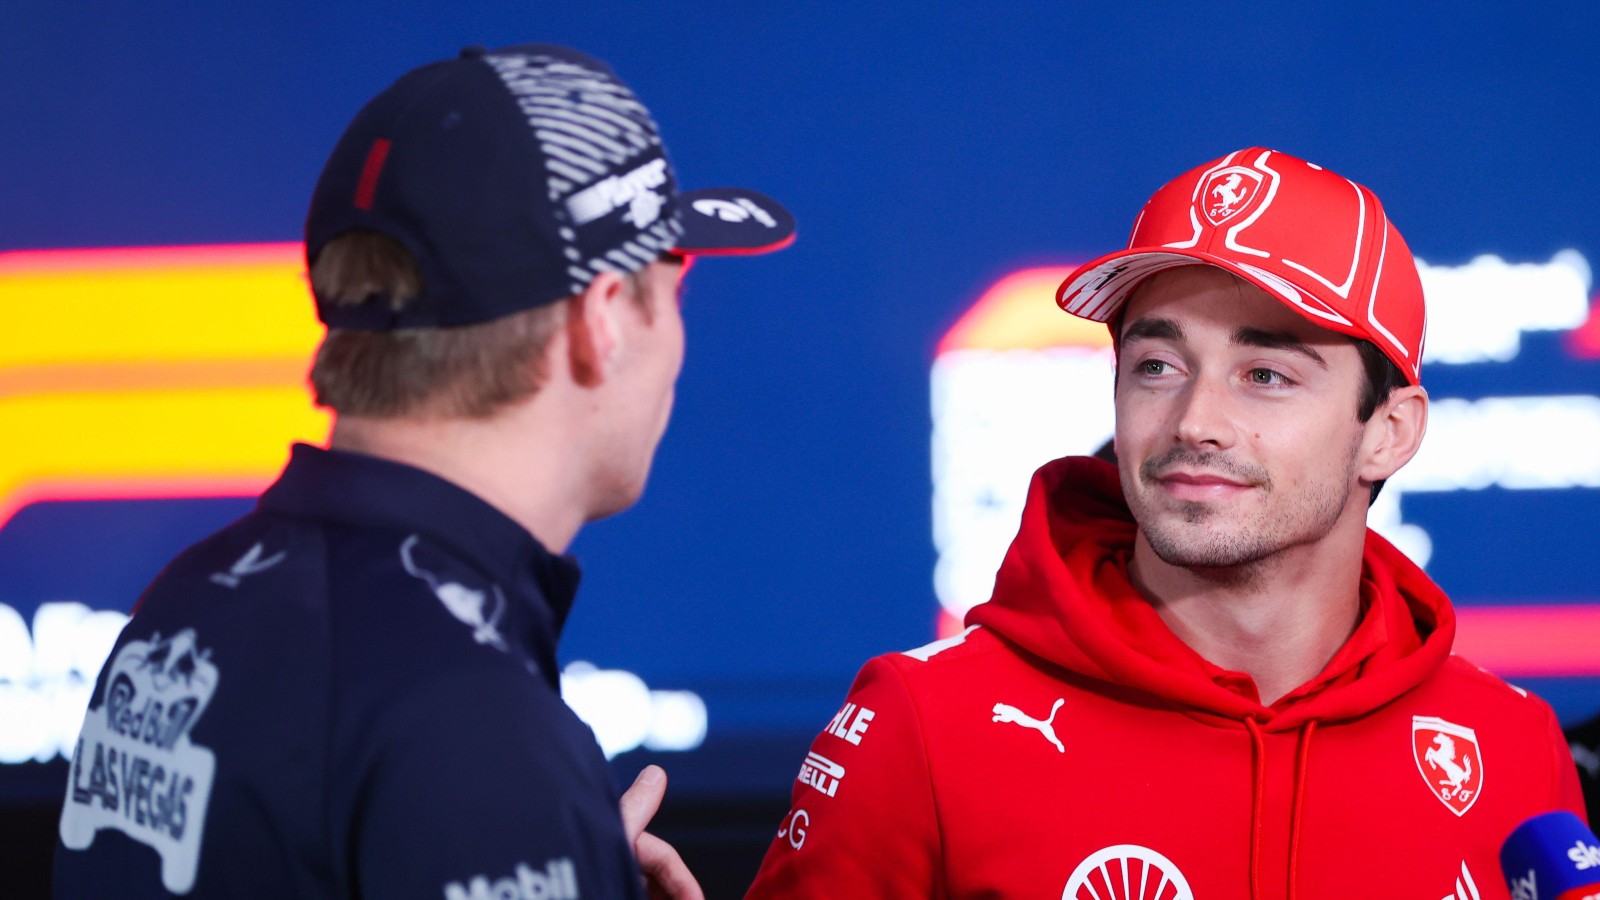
[745, 655, 945, 898]
[1546, 703, 1589, 820]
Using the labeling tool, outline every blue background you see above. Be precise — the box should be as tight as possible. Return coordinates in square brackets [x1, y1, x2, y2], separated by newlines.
[3, 1, 1598, 802]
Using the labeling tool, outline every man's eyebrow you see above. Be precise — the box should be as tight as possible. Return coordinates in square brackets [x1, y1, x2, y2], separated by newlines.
[1119, 317, 1183, 344]
[1232, 327, 1329, 367]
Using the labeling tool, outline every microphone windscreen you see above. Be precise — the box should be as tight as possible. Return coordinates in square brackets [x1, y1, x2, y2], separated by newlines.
[1500, 811, 1600, 900]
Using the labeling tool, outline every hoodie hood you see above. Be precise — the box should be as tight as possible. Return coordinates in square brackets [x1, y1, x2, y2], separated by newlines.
[966, 456, 1456, 730]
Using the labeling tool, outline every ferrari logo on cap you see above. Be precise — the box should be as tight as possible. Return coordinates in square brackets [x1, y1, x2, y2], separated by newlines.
[1413, 716, 1483, 816]
[1201, 166, 1265, 226]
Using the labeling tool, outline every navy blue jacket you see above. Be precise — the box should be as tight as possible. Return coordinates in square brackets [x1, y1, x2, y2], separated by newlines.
[55, 445, 643, 899]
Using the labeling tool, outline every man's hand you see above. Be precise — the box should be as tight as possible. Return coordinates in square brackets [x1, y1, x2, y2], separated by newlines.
[620, 765, 704, 900]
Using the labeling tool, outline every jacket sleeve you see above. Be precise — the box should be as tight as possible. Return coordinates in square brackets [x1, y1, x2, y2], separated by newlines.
[745, 655, 944, 898]
[348, 670, 642, 900]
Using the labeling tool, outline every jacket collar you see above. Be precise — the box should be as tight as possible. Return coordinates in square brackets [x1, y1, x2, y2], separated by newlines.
[259, 443, 582, 641]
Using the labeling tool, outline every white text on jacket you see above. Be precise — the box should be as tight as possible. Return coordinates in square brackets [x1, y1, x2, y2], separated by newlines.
[443, 857, 578, 900]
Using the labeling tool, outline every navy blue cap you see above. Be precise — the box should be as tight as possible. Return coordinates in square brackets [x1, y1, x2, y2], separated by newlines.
[306, 44, 795, 330]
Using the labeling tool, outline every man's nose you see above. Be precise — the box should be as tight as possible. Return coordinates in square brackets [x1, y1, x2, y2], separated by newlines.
[1173, 374, 1238, 450]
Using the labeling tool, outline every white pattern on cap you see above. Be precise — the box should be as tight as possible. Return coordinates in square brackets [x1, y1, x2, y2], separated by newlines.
[483, 52, 683, 295]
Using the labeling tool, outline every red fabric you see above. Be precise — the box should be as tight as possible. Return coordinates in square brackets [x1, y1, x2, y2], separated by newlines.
[747, 456, 1586, 899]
[1055, 149, 1427, 384]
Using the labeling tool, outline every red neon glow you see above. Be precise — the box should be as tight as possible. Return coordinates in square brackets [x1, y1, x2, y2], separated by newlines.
[1563, 292, 1600, 359]
[0, 476, 273, 534]
[0, 242, 302, 273]
[1452, 604, 1600, 677]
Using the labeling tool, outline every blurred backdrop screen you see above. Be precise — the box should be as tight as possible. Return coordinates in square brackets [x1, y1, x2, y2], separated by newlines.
[3, 3, 1598, 806]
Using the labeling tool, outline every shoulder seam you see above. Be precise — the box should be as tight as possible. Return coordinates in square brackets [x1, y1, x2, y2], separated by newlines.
[876, 657, 950, 893]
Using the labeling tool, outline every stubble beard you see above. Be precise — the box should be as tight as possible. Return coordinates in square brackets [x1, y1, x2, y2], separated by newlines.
[1127, 444, 1358, 576]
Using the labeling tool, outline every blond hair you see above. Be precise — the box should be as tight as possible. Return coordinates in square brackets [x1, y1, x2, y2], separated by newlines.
[308, 232, 565, 418]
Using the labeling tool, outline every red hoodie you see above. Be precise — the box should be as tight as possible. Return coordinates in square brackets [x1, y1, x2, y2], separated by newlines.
[746, 457, 1585, 899]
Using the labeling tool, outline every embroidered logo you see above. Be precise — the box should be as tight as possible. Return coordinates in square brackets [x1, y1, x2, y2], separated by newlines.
[566, 157, 669, 228]
[1063, 844, 1194, 900]
[797, 751, 845, 797]
[992, 697, 1064, 753]
[1413, 716, 1484, 816]
[1441, 859, 1483, 900]
[1201, 166, 1265, 226]
[59, 629, 221, 894]
[1162, 150, 1285, 264]
[777, 808, 809, 850]
[208, 542, 286, 588]
[691, 196, 777, 227]
[400, 535, 508, 651]
[825, 702, 875, 746]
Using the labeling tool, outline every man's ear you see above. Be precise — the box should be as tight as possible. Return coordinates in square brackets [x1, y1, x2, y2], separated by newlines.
[564, 271, 629, 387]
[1359, 384, 1429, 483]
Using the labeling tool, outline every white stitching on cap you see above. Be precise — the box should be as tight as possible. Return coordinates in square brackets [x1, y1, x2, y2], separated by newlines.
[1235, 262, 1354, 326]
[1220, 150, 1279, 259]
[1281, 176, 1366, 299]
[1364, 221, 1408, 359]
[1165, 150, 1242, 250]
[1163, 207, 1204, 250]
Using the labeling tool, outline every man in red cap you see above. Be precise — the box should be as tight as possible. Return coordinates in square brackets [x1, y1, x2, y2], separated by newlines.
[747, 149, 1584, 898]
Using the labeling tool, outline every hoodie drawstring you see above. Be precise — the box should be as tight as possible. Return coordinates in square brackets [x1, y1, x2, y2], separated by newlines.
[1244, 717, 1266, 900]
[1287, 721, 1317, 900]
[1246, 717, 1318, 900]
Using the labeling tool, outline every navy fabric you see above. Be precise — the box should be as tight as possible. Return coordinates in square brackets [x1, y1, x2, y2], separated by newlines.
[305, 43, 794, 331]
[54, 445, 642, 899]
[675, 188, 797, 255]
[306, 51, 576, 329]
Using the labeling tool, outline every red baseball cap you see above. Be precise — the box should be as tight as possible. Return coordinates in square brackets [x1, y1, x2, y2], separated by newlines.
[1056, 148, 1426, 384]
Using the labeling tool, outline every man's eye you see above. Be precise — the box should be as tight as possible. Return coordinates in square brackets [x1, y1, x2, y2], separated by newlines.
[1249, 368, 1288, 385]
[1140, 360, 1168, 375]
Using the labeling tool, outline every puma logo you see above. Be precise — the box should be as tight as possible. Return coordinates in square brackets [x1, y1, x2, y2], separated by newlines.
[991, 698, 1065, 753]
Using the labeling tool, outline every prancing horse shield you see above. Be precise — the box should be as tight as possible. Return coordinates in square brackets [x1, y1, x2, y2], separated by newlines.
[1413, 716, 1484, 817]
[1199, 165, 1265, 227]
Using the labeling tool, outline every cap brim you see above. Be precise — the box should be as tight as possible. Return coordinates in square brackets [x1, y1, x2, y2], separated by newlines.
[1056, 248, 1368, 341]
[673, 188, 796, 256]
